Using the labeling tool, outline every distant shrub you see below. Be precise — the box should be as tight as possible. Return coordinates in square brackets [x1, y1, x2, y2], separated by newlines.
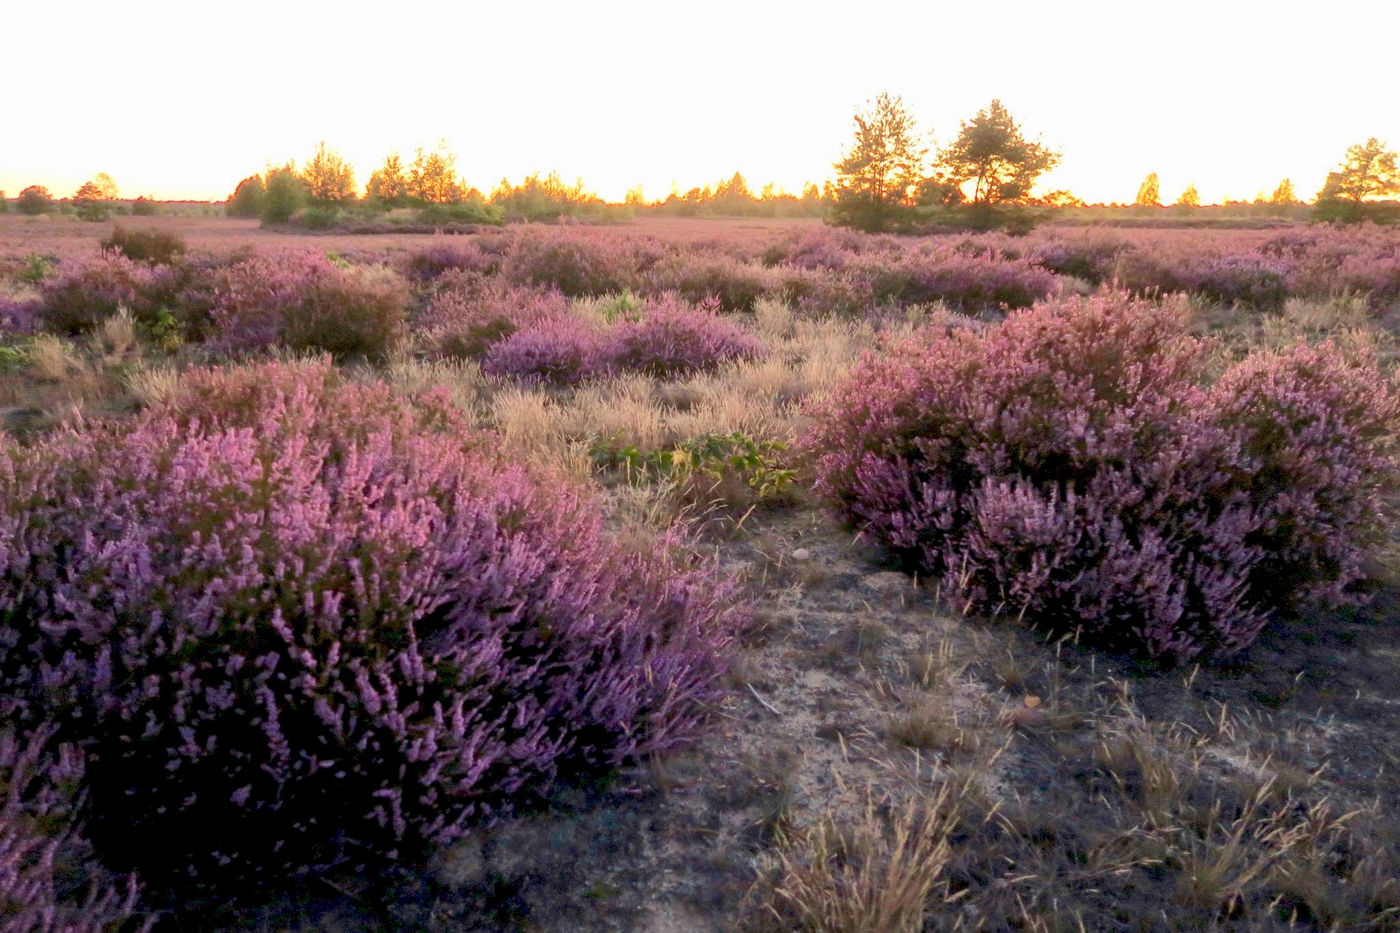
[608, 296, 766, 378]
[293, 205, 340, 229]
[0, 728, 150, 931]
[227, 176, 264, 218]
[100, 225, 187, 265]
[503, 233, 640, 296]
[0, 191, 8, 214]
[211, 251, 409, 359]
[17, 185, 54, 216]
[420, 279, 568, 359]
[414, 201, 505, 226]
[482, 313, 607, 385]
[0, 361, 740, 890]
[807, 291, 1399, 660]
[259, 167, 307, 224]
[646, 253, 782, 312]
[38, 255, 152, 335]
[129, 196, 158, 216]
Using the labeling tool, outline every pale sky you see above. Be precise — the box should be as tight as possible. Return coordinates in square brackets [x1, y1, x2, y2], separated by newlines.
[2, 0, 1397, 205]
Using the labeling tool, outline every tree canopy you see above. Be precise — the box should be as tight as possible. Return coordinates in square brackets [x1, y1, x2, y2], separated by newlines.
[1316, 138, 1399, 223]
[937, 99, 1059, 210]
[830, 93, 927, 232]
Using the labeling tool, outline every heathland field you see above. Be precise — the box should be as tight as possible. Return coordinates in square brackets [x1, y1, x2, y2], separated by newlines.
[2, 213, 1399, 931]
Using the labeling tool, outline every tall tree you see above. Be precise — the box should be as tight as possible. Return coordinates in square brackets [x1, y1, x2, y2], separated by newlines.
[366, 152, 410, 206]
[937, 99, 1060, 212]
[1134, 173, 1161, 207]
[302, 142, 357, 205]
[228, 175, 265, 218]
[830, 92, 927, 232]
[1177, 184, 1200, 207]
[1316, 138, 1398, 223]
[1270, 178, 1297, 205]
[408, 142, 467, 204]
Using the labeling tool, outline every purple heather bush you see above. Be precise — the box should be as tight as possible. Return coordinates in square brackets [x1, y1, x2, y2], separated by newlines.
[608, 296, 767, 378]
[844, 246, 1060, 312]
[400, 239, 497, 281]
[37, 255, 154, 335]
[210, 250, 409, 359]
[0, 360, 740, 890]
[480, 313, 607, 385]
[645, 252, 783, 312]
[807, 291, 1399, 660]
[0, 297, 41, 337]
[502, 231, 644, 297]
[420, 279, 570, 359]
[0, 728, 149, 932]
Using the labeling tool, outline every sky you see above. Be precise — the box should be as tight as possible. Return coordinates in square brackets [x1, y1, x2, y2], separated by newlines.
[2, 0, 1397, 205]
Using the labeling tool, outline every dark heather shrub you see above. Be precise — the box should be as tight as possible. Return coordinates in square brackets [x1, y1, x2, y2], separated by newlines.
[608, 296, 766, 378]
[210, 251, 409, 360]
[1175, 252, 1293, 310]
[0, 728, 150, 932]
[0, 297, 41, 337]
[419, 279, 569, 360]
[806, 291, 1399, 660]
[481, 313, 607, 385]
[645, 252, 782, 312]
[38, 255, 153, 335]
[0, 360, 740, 891]
[502, 232, 640, 296]
[100, 225, 187, 265]
[401, 240, 496, 281]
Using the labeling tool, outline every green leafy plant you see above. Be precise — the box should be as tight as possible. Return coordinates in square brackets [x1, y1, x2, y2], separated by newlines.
[591, 431, 796, 501]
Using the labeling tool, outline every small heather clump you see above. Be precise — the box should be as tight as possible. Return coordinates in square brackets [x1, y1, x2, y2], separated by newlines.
[807, 291, 1399, 660]
[0, 360, 740, 891]
[845, 246, 1060, 312]
[210, 250, 409, 359]
[419, 279, 570, 359]
[645, 252, 782, 312]
[608, 296, 767, 378]
[481, 313, 607, 385]
[99, 226, 188, 265]
[502, 231, 643, 296]
[38, 255, 153, 335]
[401, 240, 496, 281]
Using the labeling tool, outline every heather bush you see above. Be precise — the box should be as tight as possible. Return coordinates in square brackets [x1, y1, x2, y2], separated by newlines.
[503, 232, 641, 296]
[807, 291, 1399, 660]
[38, 255, 153, 335]
[401, 240, 496, 281]
[210, 251, 409, 359]
[419, 279, 568, 359]
[100, 225, 187, 265]
[0, 728, 149, 932]
[845, 247, 1060, 311]
[0, 297, 41, 337]
[1176, 252, 1293, 310]
[482, 313, 607, 385]
[608, 296, 766, 378]
[0, 360, 740, 891]
[646, 252, 782, 312]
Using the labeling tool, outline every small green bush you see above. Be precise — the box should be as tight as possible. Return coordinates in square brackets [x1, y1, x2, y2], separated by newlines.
[100, 226, 187, 265]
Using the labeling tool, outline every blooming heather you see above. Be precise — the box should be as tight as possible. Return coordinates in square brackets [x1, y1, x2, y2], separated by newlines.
[807, 291, 1399, 660]
[0, 728, 150, 932]
[0, 360, 741, 889]
[608, 296, 767, 378]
